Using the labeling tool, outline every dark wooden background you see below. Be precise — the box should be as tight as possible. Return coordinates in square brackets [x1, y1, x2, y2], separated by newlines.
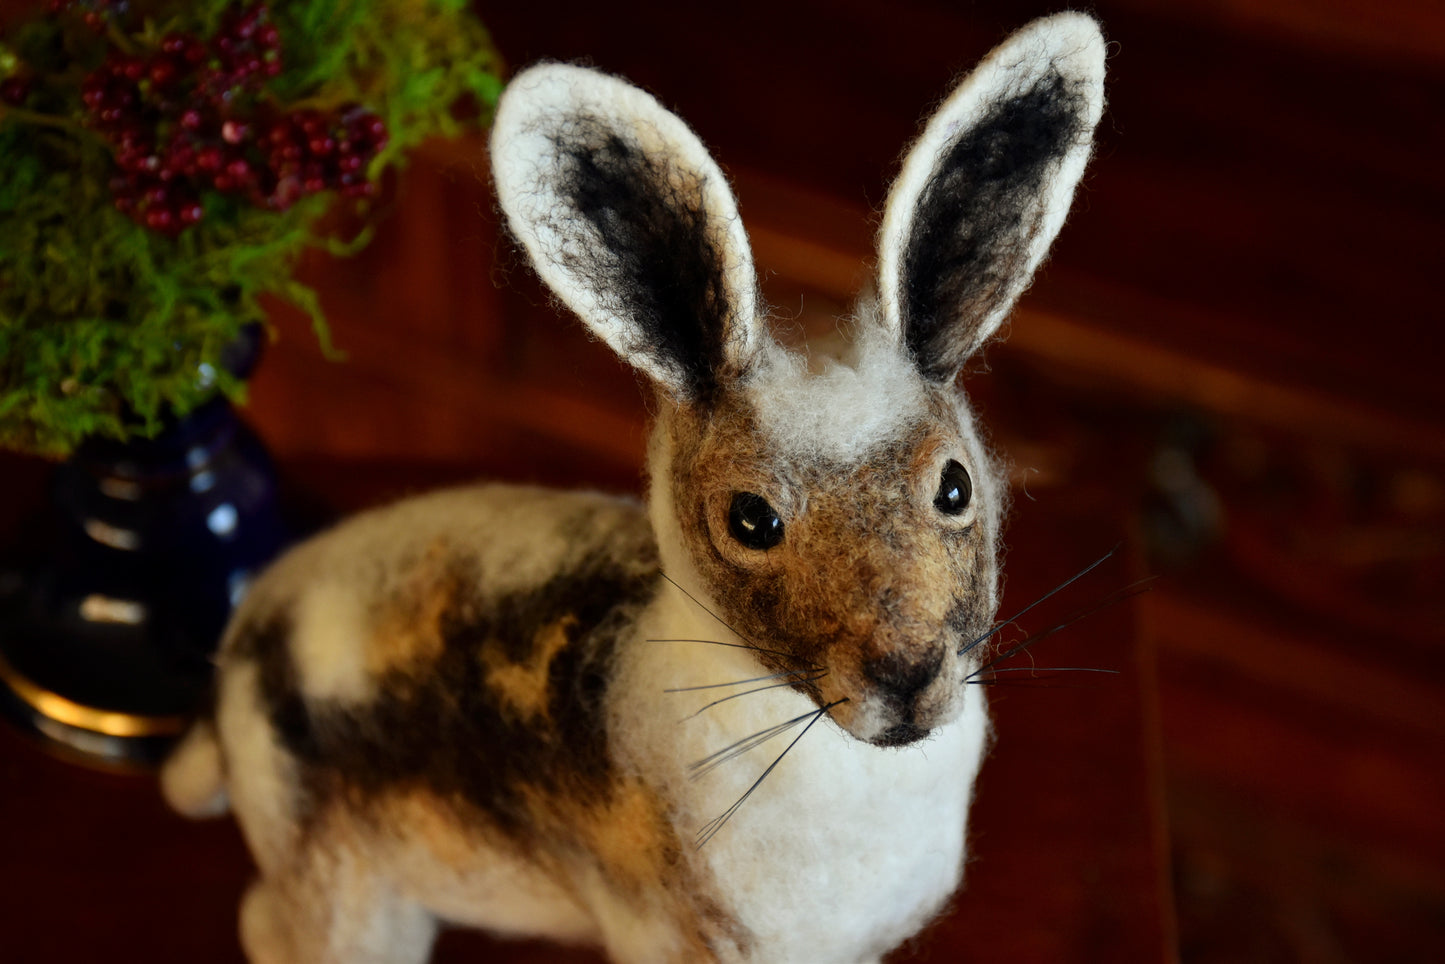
[3, 0, 1444, 960]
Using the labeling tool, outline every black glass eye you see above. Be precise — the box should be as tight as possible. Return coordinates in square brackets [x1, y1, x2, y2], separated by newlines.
[933, 460, 972, 516]
[728, 492, 784, 550]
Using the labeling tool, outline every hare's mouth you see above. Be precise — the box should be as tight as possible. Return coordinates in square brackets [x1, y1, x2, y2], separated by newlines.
[853, 685, 962, 747]
[872, 720, 930, 747]
[821, 665, 963, 747]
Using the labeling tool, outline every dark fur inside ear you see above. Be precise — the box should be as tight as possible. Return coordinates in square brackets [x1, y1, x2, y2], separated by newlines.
[902, 69, 1088, 380]
[545, 113, 736, 402]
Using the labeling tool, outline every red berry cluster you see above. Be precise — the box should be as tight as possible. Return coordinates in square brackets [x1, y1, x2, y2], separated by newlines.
[46, 0, 127, 35]
[75, 3, 388, 235]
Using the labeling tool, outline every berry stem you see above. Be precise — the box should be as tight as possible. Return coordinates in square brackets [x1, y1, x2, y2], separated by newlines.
[279, 94, 350, 113]
[0, 103, 86, 133]
[104, 20, 141, 57]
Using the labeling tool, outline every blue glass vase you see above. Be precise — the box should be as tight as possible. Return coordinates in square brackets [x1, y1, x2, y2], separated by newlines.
[0, 335, 287, 766]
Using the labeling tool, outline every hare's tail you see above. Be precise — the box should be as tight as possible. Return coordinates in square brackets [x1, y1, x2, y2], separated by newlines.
[160, 717, 230, 818]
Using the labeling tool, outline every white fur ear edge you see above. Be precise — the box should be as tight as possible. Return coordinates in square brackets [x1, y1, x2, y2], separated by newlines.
[490, 63, 762, 396]
[875, 13, 1106, 352]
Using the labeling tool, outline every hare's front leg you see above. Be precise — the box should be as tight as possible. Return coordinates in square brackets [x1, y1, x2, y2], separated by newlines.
[240, 862, 437, 964]
[588, 893, 726, 964]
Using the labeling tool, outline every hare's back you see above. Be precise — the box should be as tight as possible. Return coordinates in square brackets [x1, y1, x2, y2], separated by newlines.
[212, 485, 662, 862]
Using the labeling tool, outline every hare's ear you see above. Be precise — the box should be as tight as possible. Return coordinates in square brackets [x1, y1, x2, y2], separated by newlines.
[876, 13, 1105, 382]
[491, 64, 762, 402]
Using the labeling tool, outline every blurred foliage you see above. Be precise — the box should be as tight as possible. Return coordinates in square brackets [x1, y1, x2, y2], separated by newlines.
[0, 0, 503, 456]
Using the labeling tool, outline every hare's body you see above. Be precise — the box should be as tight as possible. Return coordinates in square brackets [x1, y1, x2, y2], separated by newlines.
[165, 14, 1105, 963]
[173, 481, 987, 963]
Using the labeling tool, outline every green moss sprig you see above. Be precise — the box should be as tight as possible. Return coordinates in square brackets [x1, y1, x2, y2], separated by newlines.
[0, 0, 503, 457]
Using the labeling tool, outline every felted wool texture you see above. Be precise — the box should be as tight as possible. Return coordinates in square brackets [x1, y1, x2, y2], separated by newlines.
[607, 592, 989, 963]
[166, 15, 1107, 962]
[228, 485, 652, 708]
[238, 827, 442, 964]
[491, 63, 762, 402]
[642, 412, 994, 958]
[876, 12, 1105, 379]
[159, 718, 228, 817]
[744, 322, 929, 465]
[652, 335, 1003, 738]
[216, 659, 300, 875]
[219, 484, 661, 821]
[266, 789, 600, 947]
[943, 382, 1010, 592]
[632, 380, 998, 955]
[198, 485, 689, 954]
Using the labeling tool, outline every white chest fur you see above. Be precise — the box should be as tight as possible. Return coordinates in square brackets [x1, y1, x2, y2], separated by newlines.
[610, 592, 991, 963]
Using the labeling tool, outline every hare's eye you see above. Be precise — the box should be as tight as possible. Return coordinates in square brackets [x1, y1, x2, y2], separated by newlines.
[933, 460, 972, 516]
[728, 493, 784, 550]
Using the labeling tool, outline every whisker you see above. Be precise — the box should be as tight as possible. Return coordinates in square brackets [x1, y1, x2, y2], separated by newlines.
[657, 572, 811, 668]
[967, 667, 1120, 687]
[976, 666, 1121, 675]
[646, 638, 805, 664]
[968, 576, 1158, 679]
[665, 670, 806, 693]
[660, 572, 750, 641]
[695, 698, 847, 850]
[682, 673, 827, 721]
[966, 675, 1112, 689]
[958, 544, 1120, 658]
[688, 709, 821, 779]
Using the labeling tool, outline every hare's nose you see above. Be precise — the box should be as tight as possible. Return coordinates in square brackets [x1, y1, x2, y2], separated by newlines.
[863, 649, 943, 704]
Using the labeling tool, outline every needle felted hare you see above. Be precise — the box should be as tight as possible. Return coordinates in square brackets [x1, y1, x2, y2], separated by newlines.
[162, 13, 1105, 964]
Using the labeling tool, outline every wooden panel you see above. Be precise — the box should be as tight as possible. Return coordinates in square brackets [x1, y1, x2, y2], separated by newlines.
[215, 0, 1445, 470]
[477, 0, 1445, 430]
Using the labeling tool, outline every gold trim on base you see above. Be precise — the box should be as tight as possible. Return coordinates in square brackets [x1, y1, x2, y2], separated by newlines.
[0, 650, 188, 738]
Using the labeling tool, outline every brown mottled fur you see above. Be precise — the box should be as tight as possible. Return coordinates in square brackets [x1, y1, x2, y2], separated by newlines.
[220, 494, 750, 961]
[666, 386, 991, 742]
[484, 615, 578, 723]
[365, 540, 462, 677]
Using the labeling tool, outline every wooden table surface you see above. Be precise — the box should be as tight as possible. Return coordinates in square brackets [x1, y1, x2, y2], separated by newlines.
[0, 453, 1173, 962]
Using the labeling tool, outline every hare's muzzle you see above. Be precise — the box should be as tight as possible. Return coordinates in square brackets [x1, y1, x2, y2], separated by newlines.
[863, 649, 943, 709]
[820, 638, 964, 748]
[873, 721, 931, 748]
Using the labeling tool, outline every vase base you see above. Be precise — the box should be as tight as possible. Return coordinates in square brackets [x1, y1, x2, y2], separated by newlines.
[0, 645, 188, 768]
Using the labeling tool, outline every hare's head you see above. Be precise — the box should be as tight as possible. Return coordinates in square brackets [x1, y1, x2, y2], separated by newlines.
[492, 14, 1105, 747]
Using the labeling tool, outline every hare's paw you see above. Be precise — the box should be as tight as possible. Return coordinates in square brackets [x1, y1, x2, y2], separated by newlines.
[240, 872, 436, 964]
